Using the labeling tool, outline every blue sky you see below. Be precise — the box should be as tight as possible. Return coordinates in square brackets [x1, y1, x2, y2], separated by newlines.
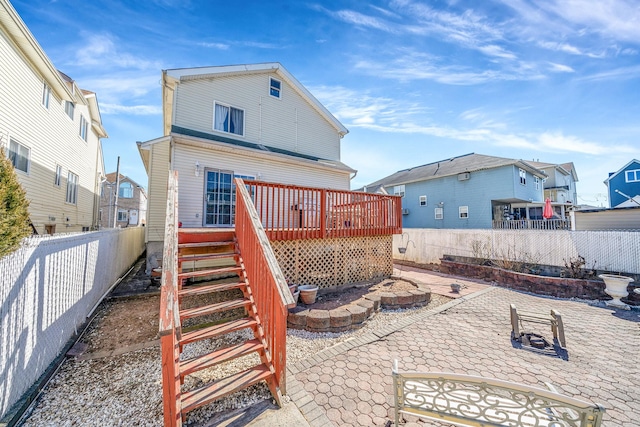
[13, 0, 640, 206]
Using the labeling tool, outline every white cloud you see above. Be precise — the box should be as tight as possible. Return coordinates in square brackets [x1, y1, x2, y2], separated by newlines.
[75, 33, 161, 70]
[548, 62, 575, 73]
[198, 42, 230, 50]
[478, 44, 517, 59]
[80, 74, 160, 100]
[537, 40, 582, 55]
[332, 9, 396, 32]
[578, 64, 640, 81]
[100, 104, 161, 115]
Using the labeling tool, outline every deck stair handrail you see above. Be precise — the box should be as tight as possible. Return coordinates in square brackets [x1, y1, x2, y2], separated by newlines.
[244, 180, 402, 241]
[234, 178, 296, 393]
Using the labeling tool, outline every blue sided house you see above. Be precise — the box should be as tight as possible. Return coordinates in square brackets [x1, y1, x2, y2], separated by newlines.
[361, 153, 557, 229]
[605, 159, 640, 208]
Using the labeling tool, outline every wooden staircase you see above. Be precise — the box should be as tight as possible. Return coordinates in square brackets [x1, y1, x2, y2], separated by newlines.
[172, 229, 282, 420]
[160, 173, 294, 427]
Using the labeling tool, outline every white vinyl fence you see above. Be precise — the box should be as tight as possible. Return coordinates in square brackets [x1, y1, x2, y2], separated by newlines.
[0, 227, 145, 419]
[394, 228, 640, 275]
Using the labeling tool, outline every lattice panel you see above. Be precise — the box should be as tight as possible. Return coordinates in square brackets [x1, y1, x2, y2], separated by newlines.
[271, 236, 393, 290]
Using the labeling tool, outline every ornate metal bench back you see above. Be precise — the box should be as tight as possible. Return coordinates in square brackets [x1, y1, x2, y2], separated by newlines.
[392, 362, 604, 427]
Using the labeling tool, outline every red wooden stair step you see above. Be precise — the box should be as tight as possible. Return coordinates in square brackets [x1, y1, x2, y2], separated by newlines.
[181, 364, 272, 414]
[178, 281, 245, 297]
[178, 252, 237, 263]
[179, 339, 264, 378]
[178, 266, 242, 280]
[179, 317, 257, 346]
[178, 241, 235, 248]
[179, 298, 250, 320]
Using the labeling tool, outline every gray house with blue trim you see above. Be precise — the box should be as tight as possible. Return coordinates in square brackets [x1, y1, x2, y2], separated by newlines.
[362, 153, 549, 229]
[605, 159, 640, 208]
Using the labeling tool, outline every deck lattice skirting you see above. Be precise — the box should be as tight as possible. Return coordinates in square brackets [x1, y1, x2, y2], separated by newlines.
[271, 235, 393, 289]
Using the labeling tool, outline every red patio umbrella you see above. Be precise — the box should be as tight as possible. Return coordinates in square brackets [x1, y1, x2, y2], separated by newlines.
[543, 198, 553, 219]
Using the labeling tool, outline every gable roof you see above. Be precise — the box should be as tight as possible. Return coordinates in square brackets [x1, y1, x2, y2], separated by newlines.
[604, 159, 640, 184]
[364, 153, 547, 188]
[529, 161, 579, 181]
[162, 62, 348, 137]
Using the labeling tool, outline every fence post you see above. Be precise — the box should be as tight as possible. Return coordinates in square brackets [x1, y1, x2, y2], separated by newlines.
[320, 189, 327, 238]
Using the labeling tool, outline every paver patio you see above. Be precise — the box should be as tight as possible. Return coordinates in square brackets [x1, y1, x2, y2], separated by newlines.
[287, 268, 640, 427]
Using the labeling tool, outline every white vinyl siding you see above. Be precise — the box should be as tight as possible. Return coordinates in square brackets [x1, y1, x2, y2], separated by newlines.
[145, 139, 171, 242]
[172, 73, 341, 161]
[0, 26, 103, 234]
[171, 141, 350, 228]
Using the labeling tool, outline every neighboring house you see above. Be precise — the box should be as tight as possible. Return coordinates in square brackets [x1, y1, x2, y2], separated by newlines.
[529, 161, 579, 205]
[138, 63, 355, 270]
[0, 0, 107, 234]
[362, 153, 550, 229]
[570, 206, 640, 230]
[604, 159, 640, 208]
[99, 173, 147, 229]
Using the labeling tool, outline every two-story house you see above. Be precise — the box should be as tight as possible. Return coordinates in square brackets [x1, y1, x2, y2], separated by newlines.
[0, 0, 107, 234]
[362, 153, 549, 229]
[138, 63, 355, 270]
[99, 172, 147, 229]
[604, 159, 640, 208]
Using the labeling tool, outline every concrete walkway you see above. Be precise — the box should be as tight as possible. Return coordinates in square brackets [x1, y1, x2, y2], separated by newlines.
[285, 267, 640, 427]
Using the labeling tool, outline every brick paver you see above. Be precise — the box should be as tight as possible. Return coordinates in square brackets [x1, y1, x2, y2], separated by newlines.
[291, 268, 640, 427]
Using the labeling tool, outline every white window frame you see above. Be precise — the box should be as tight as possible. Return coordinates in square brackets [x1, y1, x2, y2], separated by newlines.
[65, 101, 75, 119]
[459, 206, 469, 219]
[42, 82, 51, 109]
[269, 77, 282, 99]
[519, 168, 526, 185]
[435, 207, 443, 220]
[8, 138, 30, 174]
[119, 182, 133, 198]
[535, 176, 540, 190]
[54, 164, 62, 186]
[117, 209, 128, 222]
[79, 115, 88, 141]
[419, 195, 427, 206]
[625, 169, 640, 183]
[393, 185, 405, 197]
[66, 171, 78, 204]
[213, 101, 245, 137]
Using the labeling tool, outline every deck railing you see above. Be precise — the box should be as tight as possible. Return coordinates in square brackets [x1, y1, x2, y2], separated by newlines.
[493, 219, 571, 230]
[243, 180, 403, 241]
[159, 171, 182, 427]
[234, 178, 295, 395]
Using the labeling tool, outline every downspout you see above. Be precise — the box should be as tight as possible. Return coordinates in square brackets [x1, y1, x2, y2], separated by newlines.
[295, 108, 298, 152]
[259, 96, 263, 145]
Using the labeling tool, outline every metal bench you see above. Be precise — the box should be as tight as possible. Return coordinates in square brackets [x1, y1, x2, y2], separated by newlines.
[510, 304, 566, 347]
[392, 361, 604, 427]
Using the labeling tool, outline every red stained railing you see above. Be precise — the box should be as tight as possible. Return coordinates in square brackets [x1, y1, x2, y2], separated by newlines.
[234, 178, 295, 395]
[159, 171, 182, 427]
[244, 180, 402, 241]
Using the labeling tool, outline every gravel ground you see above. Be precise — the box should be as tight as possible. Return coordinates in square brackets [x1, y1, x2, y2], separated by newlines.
[20, 294, 452, 426]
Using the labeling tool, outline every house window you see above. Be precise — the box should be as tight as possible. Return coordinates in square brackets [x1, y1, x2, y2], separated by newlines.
[79, 115, 88, 141]
[117, 209, 128, 222]
[213, 102, 244, 136]
[459, 206, 469, 219]
[625, 169, 640, 183]
[535, 176, 540, 190]
[42, 82, 50, 108]
[66, 172, 78, 204]
[393, 185, 405, 197]
[435, 207, 443, 219]
[8, 138, 30, 173]
[419, 195, 427, 206]
[519, 168, 526, 185]
[269, 77, 281, 98]
[54, 165, 62, 186]
[65, 101, 75, 119]
[119, 182, 133, 198]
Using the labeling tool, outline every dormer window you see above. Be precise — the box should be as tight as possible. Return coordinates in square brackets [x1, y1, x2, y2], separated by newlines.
[214, 102, 244, 136]
[269, 77, 281, 99]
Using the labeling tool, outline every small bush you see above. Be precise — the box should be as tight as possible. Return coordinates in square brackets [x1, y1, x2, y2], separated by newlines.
[0, 147, 32, 258]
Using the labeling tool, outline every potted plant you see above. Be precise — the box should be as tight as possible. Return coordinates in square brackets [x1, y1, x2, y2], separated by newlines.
[298, 284, 319, 305]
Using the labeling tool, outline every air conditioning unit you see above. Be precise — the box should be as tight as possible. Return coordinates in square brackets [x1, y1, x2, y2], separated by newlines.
[402, 208, 410, 215]
[458, 172, 471, 181]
